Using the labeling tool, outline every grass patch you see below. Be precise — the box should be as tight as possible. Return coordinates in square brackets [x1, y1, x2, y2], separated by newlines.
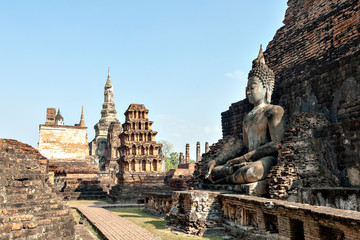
[109, 207, 223, 240]
[69, 199, 112, 206]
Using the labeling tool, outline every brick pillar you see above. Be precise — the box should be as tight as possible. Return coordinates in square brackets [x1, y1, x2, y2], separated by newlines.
[205, 142, 209, 153]
[277, 216, 292, 238]
[185, 144, 190, 163]
[196, 141, 201, 162]
[256, 209, 266, 231]
[179, 152, 184, 165]
[304, 219, 321, 240]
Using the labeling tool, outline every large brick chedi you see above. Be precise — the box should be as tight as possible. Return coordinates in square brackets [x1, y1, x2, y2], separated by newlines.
[0, 139, 75, 239]
[222, 0, 360, 138]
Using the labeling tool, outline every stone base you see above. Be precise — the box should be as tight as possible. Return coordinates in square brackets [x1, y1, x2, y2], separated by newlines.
[109, 172, 170, 203]
[299, 187, 360, 210]
[144, 192, 174, 217]
[199, 179, 270, 197]
[109, 184, 170, 203]
[168, 190, 225, 236]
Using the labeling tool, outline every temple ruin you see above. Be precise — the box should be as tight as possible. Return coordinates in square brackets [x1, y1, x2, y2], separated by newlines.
[39, 107, 89, 162]
[109, 104, 169, 202]
[38, 107, 110, 200]
[118, 104, 163, 173]
[145, 0, 360, 239]
[89, 68, 121, 171]
[2, 0, 360, 239]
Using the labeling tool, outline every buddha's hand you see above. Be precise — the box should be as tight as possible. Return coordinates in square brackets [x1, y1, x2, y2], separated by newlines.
[204, 160, 216, 179]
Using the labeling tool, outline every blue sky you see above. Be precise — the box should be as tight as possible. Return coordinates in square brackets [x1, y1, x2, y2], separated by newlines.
[0, 0, 287, 159]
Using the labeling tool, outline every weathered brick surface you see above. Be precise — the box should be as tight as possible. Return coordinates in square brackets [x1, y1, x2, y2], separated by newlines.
[0, 139, 75, 240]
[220, 194, 360, 239]
[109, 172, 170, 203]
[144, 192, 174, 216]
[167, 190, 224, 236]
[39, 125, 89, 161]
[269, 112, 360, 202]
[269, 112, 335, 200]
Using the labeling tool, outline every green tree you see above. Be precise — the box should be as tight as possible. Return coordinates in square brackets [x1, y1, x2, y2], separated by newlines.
[159, 140, 176, 171]
[165, 152, 179, 171]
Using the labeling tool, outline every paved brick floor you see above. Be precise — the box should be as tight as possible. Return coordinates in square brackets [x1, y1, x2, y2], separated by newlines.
[75, 206, 160, 240]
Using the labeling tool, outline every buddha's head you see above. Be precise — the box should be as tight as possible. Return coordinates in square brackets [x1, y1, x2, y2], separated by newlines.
[247, 45, 275, 105]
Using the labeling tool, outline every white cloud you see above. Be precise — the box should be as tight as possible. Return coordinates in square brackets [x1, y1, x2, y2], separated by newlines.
[224, 70, 246, 80]
[204, 126, 211, 134]
[203, 125, 221, 134]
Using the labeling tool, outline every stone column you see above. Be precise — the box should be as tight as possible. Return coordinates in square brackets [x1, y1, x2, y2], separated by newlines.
[185, 144, 190, 163]
[179, 152, 184, 165]
[205, 142, 209, 153]
[196, 141, 201, 162]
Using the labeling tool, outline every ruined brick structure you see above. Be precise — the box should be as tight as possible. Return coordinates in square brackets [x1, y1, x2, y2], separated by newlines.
[38, 108, 110, 200]
[167, 191, 224, 236]
[105, 121, 122, 182]
[166, 142, 209, 191]
[143, 192, 174, 216]
[0, 139, 75, 239]
[222, 0, 360, 138]
[109, 104, 169, 202]
[145, 190, 360, 239]
[208, 0, 360, 200]
[90, 68, 121, 171]
[118, 104, 163, 173]
[39, 107, 89, 161]
[166, 1, 360, 238]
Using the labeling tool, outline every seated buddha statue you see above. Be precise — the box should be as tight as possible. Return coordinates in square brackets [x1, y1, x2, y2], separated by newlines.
[205, 45, 284, 184]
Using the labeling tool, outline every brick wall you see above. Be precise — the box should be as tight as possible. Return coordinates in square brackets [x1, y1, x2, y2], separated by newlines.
[0, 139, 75, 240]
[270, 112, 360, 201]
[39, 125, 89, 161]
[221, 194, 360, 239]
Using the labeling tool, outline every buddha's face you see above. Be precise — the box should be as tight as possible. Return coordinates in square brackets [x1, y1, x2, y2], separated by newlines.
[246, 76, 266, 105]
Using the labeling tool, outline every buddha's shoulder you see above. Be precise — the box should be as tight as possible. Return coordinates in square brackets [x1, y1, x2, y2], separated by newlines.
[264, 104, 284, 116]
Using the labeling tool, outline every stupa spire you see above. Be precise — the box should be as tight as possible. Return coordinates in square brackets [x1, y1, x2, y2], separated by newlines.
[105, 67, 112, 88]
[79, 106, 85, 127]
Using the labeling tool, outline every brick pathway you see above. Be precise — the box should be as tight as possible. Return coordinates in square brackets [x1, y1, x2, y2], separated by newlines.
[75, 206, 160, 240]
[75, 224, 97, 240]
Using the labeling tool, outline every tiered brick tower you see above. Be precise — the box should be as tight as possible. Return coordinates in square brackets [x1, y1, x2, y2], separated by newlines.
[90, 68, 121, 170]
[118, 104, 163, 173]
[109, 104, 168, 202]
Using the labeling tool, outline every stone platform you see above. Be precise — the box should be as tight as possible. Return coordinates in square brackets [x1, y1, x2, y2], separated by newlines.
[145, 190, 360, 239]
